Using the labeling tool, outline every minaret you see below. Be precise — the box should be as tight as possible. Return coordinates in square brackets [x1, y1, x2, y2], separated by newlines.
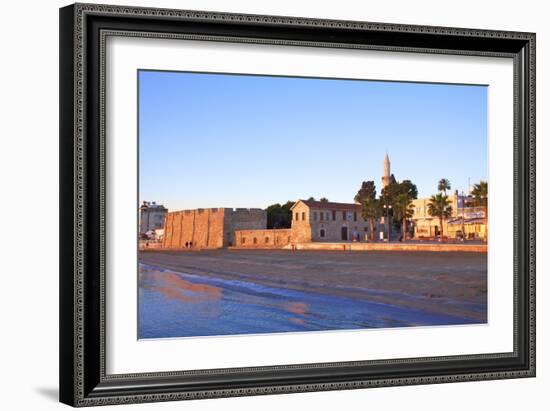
[382, 153, 391, 188]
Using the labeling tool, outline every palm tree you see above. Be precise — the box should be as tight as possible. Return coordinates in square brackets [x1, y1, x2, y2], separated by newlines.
[438, 178, 451, 195]
[427, 193, 452, 240]
[471, 180, 488, 241]
[393, 193, 415, 241]
[361, 198, 382, 241]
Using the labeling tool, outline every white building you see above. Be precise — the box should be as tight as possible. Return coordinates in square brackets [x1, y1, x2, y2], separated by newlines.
[139, 201, 168, 236]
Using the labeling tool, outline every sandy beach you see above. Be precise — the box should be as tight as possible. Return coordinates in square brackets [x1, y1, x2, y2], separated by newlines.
[139, 249, 487, 322]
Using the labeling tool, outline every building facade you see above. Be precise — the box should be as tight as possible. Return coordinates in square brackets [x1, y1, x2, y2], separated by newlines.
[411, 192, 487, 239]
[162, 207, 266, 249]
[290, 200, 371, 243]
[147, 155, 487, 249]
[139, 201, 168, 236]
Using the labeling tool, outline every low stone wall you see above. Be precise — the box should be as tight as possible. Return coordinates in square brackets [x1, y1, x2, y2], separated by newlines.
[234, 229, 292, 248]
[139, 240, 163, 250]
[292, 242, 487, 252]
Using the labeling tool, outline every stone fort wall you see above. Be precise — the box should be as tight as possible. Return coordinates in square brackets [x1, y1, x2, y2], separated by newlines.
[162, 208, 266, 249]
[234, 229, 293, 248]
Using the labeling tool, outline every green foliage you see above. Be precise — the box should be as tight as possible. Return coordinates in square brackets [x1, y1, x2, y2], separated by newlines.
[354, 181, 376, 204]
[319, 197, 329, 202]
[393, 193, 415, 223]
[361, 197, 382, 241]
[471, 180, 488, 208]
[378, 179, 418, 241]
[266, 201, 295, 229]
[361, 198, 382, 221]
[438, 178, 451, 195]
[427, 193, 452, 238]
[427, 193, 453, 219]
[381, 180, 418, 208]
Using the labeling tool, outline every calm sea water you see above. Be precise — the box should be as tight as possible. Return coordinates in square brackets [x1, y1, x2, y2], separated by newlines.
[138, 264, 478, 339]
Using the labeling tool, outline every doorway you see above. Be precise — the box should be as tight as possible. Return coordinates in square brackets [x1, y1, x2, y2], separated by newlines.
[341, 226, 348, 241]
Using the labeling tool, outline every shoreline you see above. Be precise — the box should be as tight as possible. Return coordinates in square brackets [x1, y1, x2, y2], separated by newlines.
[139, 249, 487, 322]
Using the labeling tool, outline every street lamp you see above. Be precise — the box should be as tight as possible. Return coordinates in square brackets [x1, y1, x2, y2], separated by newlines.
[383, 203, 392, 242]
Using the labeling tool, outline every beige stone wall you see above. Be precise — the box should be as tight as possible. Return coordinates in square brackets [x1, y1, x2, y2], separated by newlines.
[309, 210, 369, 242]
[162, 207, 267, 249]
[234, 229, 292, 248]
[290, 201, 312, 243]
[224, 208, 267, 247]
[162, 208, 226, 249]
[291, 201, 371, 242]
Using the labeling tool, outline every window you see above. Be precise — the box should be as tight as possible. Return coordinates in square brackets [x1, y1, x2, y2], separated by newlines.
[241, 237, 246, 244]
[342, 211, 346, 220]
[332, 210, 336, 221]
[265, 237, 269, 244]
[295, 212, 299, 221]
[320, 229, 325, 238]
[313, 212, 317, 221]
[302, 212, 306, 221]
[326, 212, 330, 221]
[253, 237, 257, 244]
[320, 212, 324, 221]
[353, 212, 357, 221]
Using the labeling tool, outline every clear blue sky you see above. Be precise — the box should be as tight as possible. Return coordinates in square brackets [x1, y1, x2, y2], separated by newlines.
[139, 70, 487, 211]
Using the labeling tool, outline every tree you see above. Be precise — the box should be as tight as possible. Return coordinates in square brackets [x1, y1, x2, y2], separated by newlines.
[319, 197, 329, 202]
[306, 196, 316, 202]
[380, 180, 418, 240]
[471, 180, 488, 241]
[266, 201, 295, 229]
[380, 181, 400, 207]
[400, 179, 418, 200]
[361, 198, 382, 241]
[427, 193, 453, 240]
[354, 181, 376, 204]
[393, 193, 415, 240]
[438, 178, 451, 195]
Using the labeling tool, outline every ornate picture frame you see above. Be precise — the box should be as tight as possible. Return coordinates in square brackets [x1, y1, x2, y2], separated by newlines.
[59, 3, 535, 407]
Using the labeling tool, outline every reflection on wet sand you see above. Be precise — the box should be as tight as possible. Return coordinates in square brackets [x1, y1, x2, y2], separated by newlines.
[142, 269, 222, 303]
[139, 264, 479, 339]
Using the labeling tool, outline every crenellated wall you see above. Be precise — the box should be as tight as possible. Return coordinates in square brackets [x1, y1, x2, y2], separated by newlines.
[162, 208, 267, 249]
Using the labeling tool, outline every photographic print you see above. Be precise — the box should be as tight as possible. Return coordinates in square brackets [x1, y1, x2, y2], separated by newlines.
[60, 5, 535, 405]
[138, 70, 488, 339]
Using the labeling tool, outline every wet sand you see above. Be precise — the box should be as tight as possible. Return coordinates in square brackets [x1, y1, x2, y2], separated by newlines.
[139, 249, 487, 322]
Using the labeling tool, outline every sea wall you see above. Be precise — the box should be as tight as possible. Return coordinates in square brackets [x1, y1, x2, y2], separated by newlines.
[292, 242, 487, 252]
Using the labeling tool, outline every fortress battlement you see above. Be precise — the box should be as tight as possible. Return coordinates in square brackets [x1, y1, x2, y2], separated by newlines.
[230, 207, 264, 214]
[168, 207, 264, 215]
[162, 206, 267, 249]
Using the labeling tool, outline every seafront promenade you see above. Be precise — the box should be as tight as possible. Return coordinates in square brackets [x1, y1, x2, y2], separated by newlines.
[233, 241, 487, 253]
[141, 241, 487, 252]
